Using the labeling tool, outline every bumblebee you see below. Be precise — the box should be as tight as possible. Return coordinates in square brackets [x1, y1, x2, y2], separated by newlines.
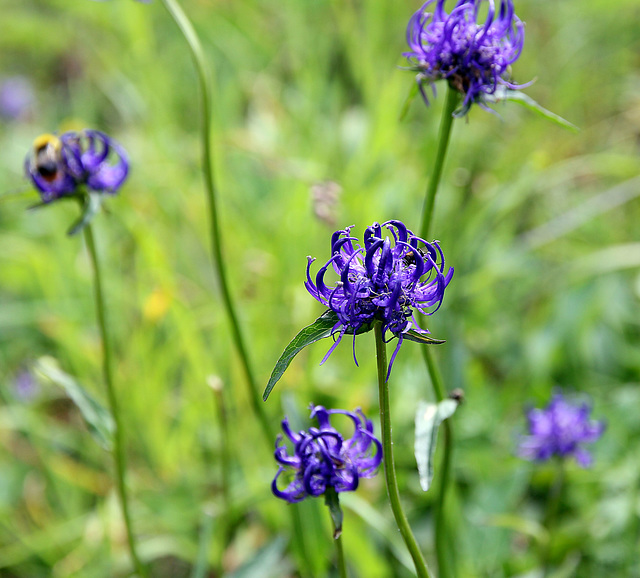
[31, 134, 63, 182]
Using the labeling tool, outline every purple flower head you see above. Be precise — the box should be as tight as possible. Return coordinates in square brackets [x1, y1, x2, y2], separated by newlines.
[272, 405, 382, 503]
[0, 76, 35, 120]
[404, 0, 526, 114]
[305, 220, 453, 379]
[25, 130, 129, 203]
[518, 393, 605, 468]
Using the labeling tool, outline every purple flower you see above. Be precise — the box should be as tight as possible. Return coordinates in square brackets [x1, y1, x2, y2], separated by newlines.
[272, 405, 382, 503]
[0, 76, 35, 120]
[404, 0, 526, 114]
[25, 130, 129, 202]
[518, 393, 605, 467]
[305, 220, 453, 378]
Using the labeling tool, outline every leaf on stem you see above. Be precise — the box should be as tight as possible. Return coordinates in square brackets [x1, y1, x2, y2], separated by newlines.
[67, 192, 104, 236]
[263, 310, 339, 401]
[486, 86, 579, 132]
[414, 399, 459, 492]
[403, 330, 446, 345]
[34, 356, 115, 450]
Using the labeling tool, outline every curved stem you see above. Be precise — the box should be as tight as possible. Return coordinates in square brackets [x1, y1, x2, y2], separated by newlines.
[374, 322, 431, 578]
[159, 0, 274, 443]
[84, 224, 147, 577]
[423, 348, 454, 578]
[419, 85, 459, 241]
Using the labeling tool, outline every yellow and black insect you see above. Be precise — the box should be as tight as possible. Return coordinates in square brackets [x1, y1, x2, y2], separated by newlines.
[31, 134, 63, 182]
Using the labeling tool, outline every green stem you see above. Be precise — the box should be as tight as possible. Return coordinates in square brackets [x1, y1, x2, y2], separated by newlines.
[84, 224, 147, 577]
[374, 322, 431, 578]
[542, 458, 565, 577]
[423, 348, 454, 578]
[325, 487, 348, 578]
[334, 533, 347, 578]
[159, 0, 274, 444]
[157, 5, 313, 576]
[419, 85, 459, 241]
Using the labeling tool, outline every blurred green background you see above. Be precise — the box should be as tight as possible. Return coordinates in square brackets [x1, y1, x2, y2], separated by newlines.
[1, 0, 639, 576]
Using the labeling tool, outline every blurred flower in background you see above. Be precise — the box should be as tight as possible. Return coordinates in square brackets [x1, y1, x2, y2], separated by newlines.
[404, 0, 525, 114]
[24, 129, 129, 202]
[0, 76, 35, 120]
[272, 405, 382, 503]
[518, 392, 605, 467]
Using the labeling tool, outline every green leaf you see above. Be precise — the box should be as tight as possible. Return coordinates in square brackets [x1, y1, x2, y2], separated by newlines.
[263, 310, 339, 401]
[414, 399, 459, 492]
[487, 87, 579, 132]
[67, 192, 104, 236]
[403, 330, 446, 345]
[399, 81, 420, 122]
[34, 356, 115, 450]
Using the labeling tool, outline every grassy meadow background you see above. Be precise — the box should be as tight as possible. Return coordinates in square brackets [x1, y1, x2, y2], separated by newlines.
[1, 0, 639, 576]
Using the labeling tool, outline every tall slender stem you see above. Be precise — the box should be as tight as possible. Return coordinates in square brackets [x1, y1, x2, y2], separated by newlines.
[542, 458, 565, 577]
[374, 321, 432, 578]
[159, 0, 274, 443]
[84, 224, 146, 577]
[423, 348, 454, 578]
[418, 84, 459, 578]
[419, 85, 459, 241]
[157, 5, 313, 576]
[334, 533, 347, 578]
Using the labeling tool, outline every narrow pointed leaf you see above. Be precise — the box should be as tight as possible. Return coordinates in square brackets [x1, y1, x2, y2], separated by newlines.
[34, 356, 115, 450]
[403, 330, 446, 345]
[488, 87, 579, 132]
[263, 310, 338, 401]
[67, 192, 103, 236]
[399, 81, 420, 122]
[414, 399, 459, 492]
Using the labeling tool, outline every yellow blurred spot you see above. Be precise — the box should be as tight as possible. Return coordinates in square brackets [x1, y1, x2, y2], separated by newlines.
[143, 287, 172, 322]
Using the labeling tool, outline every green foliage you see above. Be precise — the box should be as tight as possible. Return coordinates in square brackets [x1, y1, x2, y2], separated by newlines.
[1, 0, 639, 576]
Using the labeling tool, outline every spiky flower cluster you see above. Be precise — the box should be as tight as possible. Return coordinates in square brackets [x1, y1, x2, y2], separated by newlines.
[25, 130, 129, 202]
[404, 0, 525, 113]
[272, 405, 382, 503]
[305, 220, 453, 378]
[518, 393, 605, 467]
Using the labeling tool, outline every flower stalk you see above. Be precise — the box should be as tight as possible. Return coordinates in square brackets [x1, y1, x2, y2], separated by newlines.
[419, 85, 459, 241]
[374, 320, 431, 578]
[84, 222, 146, 577]
[159, 0, 274, 443]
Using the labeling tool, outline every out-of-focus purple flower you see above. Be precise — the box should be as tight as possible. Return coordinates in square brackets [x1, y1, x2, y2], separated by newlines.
[0, 76, 35, 120]
[272, 405, 382, 503]
[518, 393, 605, 467]
[305, 220, 453, 379]
[24, 130, 129, 202]
[13, 369, 40, 402]
[404, 0, 526, 114]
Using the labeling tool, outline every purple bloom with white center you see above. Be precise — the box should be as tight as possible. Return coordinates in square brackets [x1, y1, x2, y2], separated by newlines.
[404, 0, 526, 114]
[305, 220, 453, 379]
[272, 405, 382, 503]
[25, 130, 129, 203]
[518, 393, 605, 468]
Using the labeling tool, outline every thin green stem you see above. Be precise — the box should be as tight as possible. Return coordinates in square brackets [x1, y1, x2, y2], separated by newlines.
[374, 321, 431, 578]
[84, 224, 147, 577]
[422, 348, 454, 578]
[158, 5, 313, 576]
[334, 533, 347, 578]
[419, 85, 459, 241]
[159, 0, 274, 444]
[542, 458, 566, 577]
